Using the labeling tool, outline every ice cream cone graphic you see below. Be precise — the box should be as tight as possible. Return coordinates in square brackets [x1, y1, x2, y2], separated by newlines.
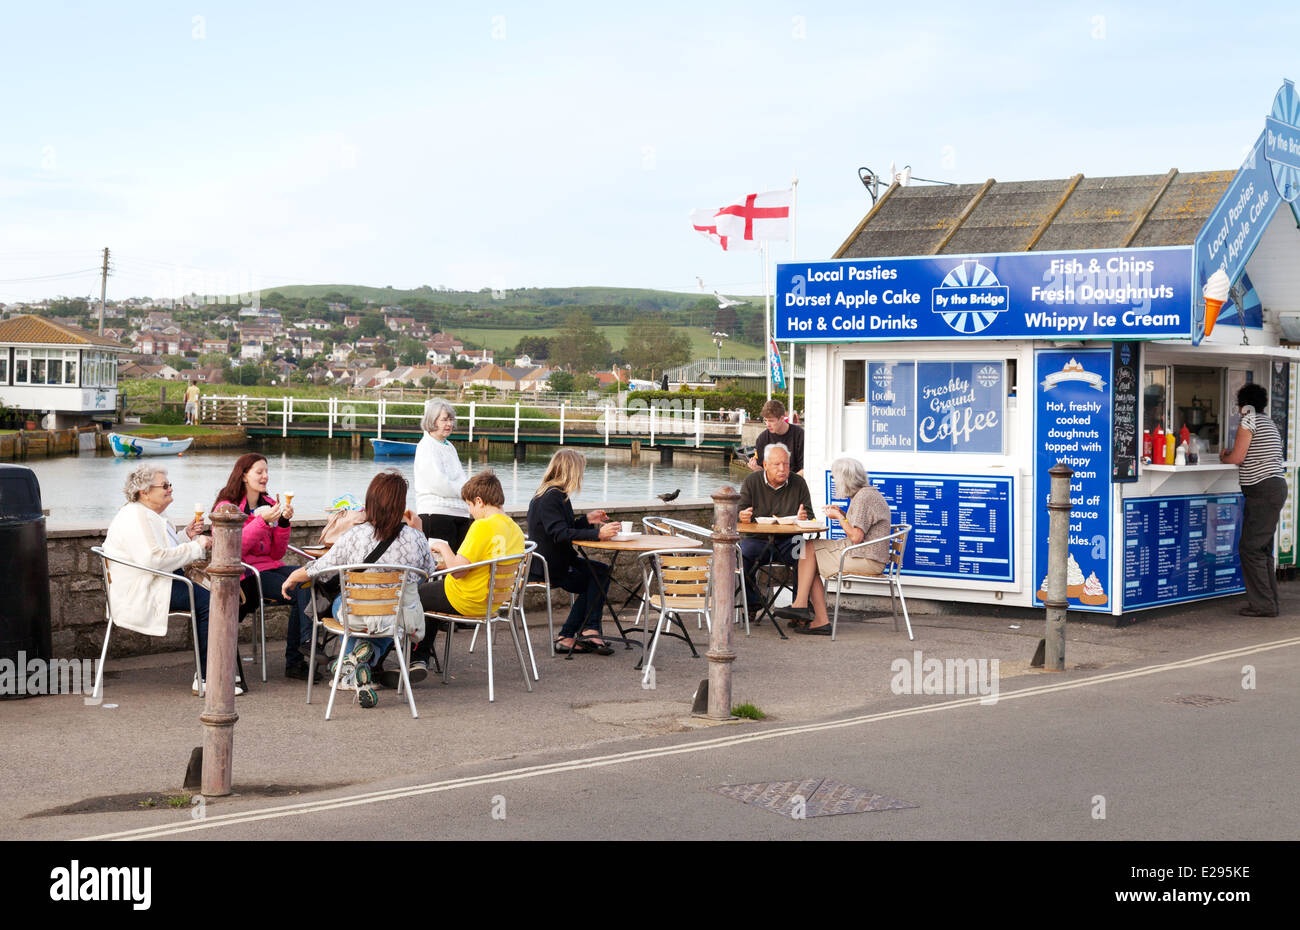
[1203, 270, 1230, 337]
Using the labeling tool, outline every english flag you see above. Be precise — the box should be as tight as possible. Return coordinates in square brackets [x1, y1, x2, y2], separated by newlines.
[689, 208, 758, 252]
[713, 189, 791, 245]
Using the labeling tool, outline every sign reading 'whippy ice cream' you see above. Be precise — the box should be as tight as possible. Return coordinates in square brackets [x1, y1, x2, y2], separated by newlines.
[1034, 350, 1112, 614]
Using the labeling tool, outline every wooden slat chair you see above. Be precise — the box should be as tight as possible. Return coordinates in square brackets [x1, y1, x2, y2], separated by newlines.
[637, 548, 713, 686]
[828, 523, 914, 641]
[304, 562, 429, 719]
[423, 542, 536, 702]
[90, 546, 206, 701]
[650, 515, 749, 634]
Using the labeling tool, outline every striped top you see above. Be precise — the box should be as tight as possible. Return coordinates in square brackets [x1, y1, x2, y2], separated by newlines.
[1237, 410, 1285, 486]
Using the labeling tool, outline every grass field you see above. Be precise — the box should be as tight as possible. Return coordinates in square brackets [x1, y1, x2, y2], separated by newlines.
[453, 325, 764, 360]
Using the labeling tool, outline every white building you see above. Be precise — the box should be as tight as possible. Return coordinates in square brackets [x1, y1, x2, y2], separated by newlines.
[0, 315, 131, 426]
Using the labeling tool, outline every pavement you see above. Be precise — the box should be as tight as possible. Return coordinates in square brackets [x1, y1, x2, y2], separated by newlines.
[2, 591, 1298, 841]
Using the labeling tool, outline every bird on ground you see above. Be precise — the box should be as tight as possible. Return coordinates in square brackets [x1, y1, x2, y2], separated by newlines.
[658, 489, 681, 503]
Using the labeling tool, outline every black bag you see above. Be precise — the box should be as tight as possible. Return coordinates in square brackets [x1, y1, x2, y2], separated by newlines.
[311, 529, 401, 616]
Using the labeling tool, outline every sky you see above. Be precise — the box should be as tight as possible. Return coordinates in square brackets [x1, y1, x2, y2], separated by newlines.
[0, 0, 1296, 304]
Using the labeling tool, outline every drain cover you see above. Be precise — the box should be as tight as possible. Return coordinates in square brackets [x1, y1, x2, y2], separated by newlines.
[709, 777, 916, 818]
[1165, 694, 1237, 707]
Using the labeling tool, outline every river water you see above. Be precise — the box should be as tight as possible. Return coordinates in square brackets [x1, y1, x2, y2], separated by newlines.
[31, 447, 733, 526]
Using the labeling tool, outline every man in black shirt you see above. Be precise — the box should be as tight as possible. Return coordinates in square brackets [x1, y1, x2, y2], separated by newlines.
[748, 399, 805, 475]
[738, 443, 812, 619]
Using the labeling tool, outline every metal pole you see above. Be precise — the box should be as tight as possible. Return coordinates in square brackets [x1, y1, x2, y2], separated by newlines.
[1044, 463, 1073, 671]
[706, 485, 740, 719]
[789, 176, 797, 417]
[98, 246, 109, 335]
[201, 504, 243, 796]
[762, 243, 772, 402]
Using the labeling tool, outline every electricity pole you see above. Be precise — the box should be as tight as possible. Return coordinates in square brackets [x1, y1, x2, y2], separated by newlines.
[97, 247, 110, 335]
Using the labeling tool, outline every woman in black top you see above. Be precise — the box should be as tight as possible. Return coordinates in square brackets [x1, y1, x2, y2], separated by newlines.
[527, 449, 618, 654]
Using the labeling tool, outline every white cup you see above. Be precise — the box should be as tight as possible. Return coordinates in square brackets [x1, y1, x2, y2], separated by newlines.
[621, 521, 633, 536]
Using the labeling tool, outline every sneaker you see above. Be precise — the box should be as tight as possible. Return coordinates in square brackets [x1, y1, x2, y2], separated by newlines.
[356, 685, 379, 708]
[328, 657, 357, 691]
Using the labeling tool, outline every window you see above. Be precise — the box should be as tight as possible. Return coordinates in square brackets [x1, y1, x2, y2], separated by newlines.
[0, 352, 7, 385]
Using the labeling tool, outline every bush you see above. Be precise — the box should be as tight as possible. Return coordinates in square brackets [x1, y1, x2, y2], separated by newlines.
[627, 388, 803, 420]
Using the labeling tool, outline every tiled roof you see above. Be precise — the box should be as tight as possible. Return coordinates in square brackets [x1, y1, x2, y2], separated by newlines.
[836, 169, 1234, 259]
[0, 314, 130, 348]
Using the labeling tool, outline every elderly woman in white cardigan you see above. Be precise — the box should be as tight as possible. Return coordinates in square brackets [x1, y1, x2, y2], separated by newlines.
[415, 398, 471, 550]
[102, 463, 243, 695]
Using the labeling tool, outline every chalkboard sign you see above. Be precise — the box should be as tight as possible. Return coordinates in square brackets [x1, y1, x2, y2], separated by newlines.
[1270, 359, 1290, 460]
[1112, 342, 1139, 482]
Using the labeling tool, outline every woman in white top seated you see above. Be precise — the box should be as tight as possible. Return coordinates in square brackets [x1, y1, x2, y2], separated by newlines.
[102, 463, 245, 694]
[415, 398, 471, 550]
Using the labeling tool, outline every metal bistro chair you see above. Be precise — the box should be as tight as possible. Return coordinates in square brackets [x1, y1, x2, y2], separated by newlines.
[467, 546, 552, 674]
[90, 546, 206, 701]
[424, 542, 536, 702]
[305, 562, 429, 719]
[829, 523, 914, 641]
[645, 515, 749, 634]
[240, 544, 320, 682]
[638, 547, 713, 686]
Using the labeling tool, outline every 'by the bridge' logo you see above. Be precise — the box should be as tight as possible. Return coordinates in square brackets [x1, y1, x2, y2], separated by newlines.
[931, 260, 1010, 334]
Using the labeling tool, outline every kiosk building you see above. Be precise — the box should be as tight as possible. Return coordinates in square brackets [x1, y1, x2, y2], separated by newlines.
[781, 81, 1300, 618]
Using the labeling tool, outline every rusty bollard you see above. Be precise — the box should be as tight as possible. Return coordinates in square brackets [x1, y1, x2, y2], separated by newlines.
[1042, 463, 1073, 671]
[201, 503, 244, 797]
[706, 486, 740, 719]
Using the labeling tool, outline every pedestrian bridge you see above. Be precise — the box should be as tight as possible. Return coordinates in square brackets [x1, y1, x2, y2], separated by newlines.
[198, 395, 745, 459]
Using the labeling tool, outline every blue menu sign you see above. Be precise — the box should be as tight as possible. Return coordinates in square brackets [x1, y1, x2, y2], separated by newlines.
[1034, 350, 1113, 614]
[860, 473, 1015, 581]
[1122, 495, 1245, 609]
[868, 361, 915, 450]
[915, 361, 1004, 453]
[777, 246, 1193, 342]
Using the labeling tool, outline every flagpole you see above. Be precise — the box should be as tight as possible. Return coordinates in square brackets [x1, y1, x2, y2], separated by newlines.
[763, 241, 772, 402]
[789, 177, 798, 417]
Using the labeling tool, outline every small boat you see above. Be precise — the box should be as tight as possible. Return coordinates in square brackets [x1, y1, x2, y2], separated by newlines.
[369, 438, 419, 456]
[109, 433, 194, 457]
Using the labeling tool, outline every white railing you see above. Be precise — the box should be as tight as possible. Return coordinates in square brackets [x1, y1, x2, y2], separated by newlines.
[198, 395, 744, 447]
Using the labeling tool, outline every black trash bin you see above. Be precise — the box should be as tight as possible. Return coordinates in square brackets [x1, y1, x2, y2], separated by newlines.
[0, 464, 53, 699]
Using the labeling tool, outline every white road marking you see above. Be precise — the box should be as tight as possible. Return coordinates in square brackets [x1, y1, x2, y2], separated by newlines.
[81, 636, 1300, 840]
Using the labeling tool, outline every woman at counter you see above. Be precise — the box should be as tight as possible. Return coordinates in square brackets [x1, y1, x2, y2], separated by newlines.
[1220, 382, 1287, 617]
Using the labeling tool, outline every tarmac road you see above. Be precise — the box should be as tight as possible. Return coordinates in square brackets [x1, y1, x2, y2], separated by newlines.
[76, 633, 1299, 842]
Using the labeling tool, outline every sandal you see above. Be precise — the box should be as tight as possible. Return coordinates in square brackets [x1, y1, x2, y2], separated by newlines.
[555, 638, 593, 654]
[579, 636, 615, 656]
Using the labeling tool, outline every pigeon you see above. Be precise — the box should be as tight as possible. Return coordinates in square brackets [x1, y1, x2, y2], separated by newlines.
[658, 489, 681, 503]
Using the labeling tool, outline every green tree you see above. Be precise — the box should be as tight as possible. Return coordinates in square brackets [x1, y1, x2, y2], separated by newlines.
[622, 316, 691, 379]
[548, 370, 575, 393]
[397, 338, 426, 366]
[551, 310, 612, 372]
[232, 363, 261, 386]
[357, 313, 386, 337]
[513, 335, 552, 360]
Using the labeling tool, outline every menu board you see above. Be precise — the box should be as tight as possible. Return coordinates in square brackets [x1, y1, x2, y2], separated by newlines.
[859, 473, 1015, 581]
[1034, 350, 1113, 613]
[1270, 359, 1290, 459]
[1111, 342, 1139, 482]
[1122, 495, 1244, 609]
[857, 359, 1004, 454]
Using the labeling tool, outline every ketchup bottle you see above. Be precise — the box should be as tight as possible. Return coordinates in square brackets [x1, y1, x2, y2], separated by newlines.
[1142, 429, 1152, 460]
[1153, 424, 1166, 463]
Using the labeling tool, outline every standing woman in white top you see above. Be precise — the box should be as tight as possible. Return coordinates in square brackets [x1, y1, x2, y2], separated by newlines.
[1220, 382, 1287, 617]
[414, 398, 471, 549]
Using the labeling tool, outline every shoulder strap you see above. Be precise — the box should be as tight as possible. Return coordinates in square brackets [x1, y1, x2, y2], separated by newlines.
[363, 527, 402, 564]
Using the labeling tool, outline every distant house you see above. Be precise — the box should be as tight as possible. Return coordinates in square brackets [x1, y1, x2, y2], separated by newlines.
[465, 363, 518, 391]
[343, 315, 362, 328]
[457, 347, 493, 364]
[240, 343, 264, 360]
[331, 342, 355, 363]
[201, 339, 229, 354]
[297, 318, 331, 331]
[353, 367, 391, 389]
[181, 367, 224, 385]
[0, 315, 132, 426]
[386, 316, 416, 332]
[595, 368, 630, 388]
[328, 302, 350, 315]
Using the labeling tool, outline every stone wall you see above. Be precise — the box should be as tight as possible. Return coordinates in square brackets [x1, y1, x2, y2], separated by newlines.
[47, 499, 723, 662]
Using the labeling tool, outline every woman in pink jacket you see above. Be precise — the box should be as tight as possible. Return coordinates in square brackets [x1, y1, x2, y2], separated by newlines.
[214, 453, 314, 680]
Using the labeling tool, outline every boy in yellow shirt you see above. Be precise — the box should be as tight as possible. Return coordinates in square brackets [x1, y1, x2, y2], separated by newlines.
[412, 470, 524, 670]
